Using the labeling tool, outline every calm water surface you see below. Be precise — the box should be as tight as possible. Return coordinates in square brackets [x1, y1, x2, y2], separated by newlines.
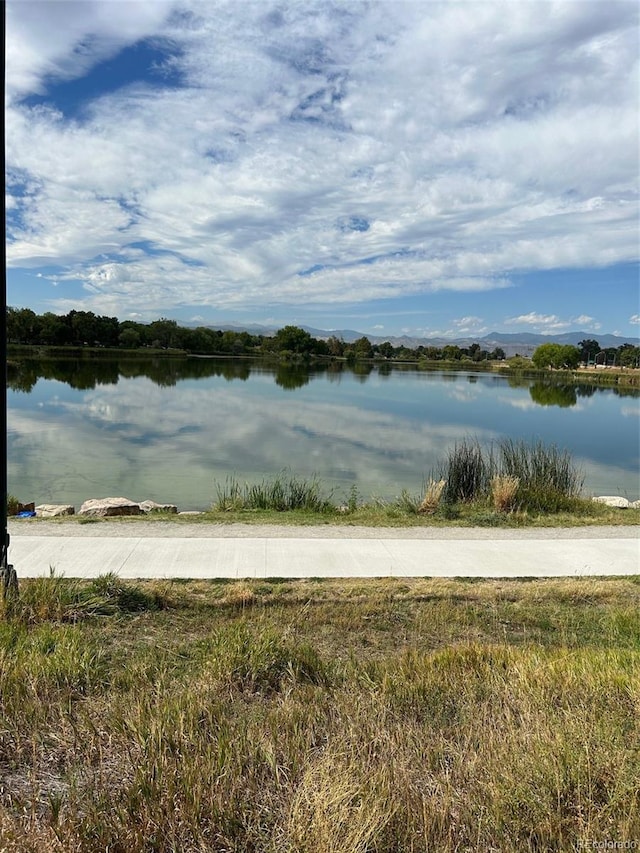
[7, 358, 640, 510]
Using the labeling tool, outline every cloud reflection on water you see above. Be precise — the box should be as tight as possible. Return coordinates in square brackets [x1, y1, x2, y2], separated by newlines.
[8, 361, 640, 508]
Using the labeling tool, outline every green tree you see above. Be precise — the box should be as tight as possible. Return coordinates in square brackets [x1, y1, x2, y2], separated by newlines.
[274, 325, 314, 354]
[423, 346, 442, 360]
[376, 341, 394, 359]
[149, 318, 180, 349]
[118, 328, 141, 348]
[353, 336, 374, 359]
[6, 307, 39, 343]
[68, 310, 99, 345]
[39, 312, 71, 345]
[95, 315, 120, 347]
[532, 343, 560, 369]
[618, 344, 640, 368]
[223, 333, 246, 355]
[326, 336, 344, 357]
[442, 345, 463, 361]
[578, 339, 600, 363]
[186, 327, 218, 354]
[532, 343, 579, 370]
[467, 342, 483, 361]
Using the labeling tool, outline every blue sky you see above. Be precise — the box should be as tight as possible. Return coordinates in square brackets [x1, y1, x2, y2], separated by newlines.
[6, 0, 640, 339]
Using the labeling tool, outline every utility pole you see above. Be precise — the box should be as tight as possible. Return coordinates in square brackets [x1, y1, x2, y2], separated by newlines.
[1, 0, 18, 596]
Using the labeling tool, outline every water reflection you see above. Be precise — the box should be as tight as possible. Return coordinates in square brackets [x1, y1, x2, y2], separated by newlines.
[274, 364, 313, 390]
[528, 381, 638, 408]
[7, 357, 640, 507]
[529, 383, 577, 408]
[9, 356, 639, 404]
[7, 356, 262, 391]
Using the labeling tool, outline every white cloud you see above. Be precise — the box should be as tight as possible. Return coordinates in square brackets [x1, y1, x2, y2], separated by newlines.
[573, 315, 601, 329]
[5, 0, 639, 316]
[497, 397, 539, 412]
[630, 315, 640, 325]
[429, 315, 489, 338]
[504, 311, 602, 332]
[505, 312, 566, 328]
[454, 317, 484, 328]
[6, 0, 174, 101]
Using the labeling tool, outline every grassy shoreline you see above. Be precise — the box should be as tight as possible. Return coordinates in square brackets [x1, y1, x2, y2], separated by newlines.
[1, 574, 639, 851]
[14, 501, 639, 527]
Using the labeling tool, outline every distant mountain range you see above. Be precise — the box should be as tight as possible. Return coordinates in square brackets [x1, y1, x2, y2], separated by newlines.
[186, 321, 639, 357]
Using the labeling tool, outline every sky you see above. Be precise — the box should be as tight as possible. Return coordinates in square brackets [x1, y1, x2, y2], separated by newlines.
[5, 0, 640, 340]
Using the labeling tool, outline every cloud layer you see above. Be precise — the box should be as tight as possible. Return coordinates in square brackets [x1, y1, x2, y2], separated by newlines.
[6, 0, 639, 319]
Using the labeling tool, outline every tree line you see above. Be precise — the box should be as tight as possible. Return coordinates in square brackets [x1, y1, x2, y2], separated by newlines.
[532, 339, 640, 369]
[6, 308, 639, 367]
[6, 308, 508, 362]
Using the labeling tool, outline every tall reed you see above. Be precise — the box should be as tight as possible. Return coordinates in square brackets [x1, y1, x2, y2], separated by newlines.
[497, 439, 584, 512]
[214, 470, 336, 512]
[437, 439, 492, 504]
[434, 439, 584, 513]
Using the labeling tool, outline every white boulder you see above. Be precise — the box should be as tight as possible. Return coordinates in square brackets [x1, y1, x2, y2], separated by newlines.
[139, 500, 178, 514]
[79, 497, 142, 517]
[35, 504, 75, 518]
[592, 496, 630, 508]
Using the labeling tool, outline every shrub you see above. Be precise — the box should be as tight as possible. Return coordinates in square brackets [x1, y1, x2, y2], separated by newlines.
[507, 356, 532, 370]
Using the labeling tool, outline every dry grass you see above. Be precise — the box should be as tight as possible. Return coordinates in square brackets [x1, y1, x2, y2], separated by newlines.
[418, 479, 446, 514]
[0, 575, 639, 851]
[491, 474, 520, 512]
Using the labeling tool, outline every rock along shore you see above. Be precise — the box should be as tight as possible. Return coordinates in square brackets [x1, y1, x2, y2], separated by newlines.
[9, 494, 640, 520]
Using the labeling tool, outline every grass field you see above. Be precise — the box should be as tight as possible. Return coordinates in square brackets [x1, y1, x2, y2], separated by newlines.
[0, 574, 639, 851]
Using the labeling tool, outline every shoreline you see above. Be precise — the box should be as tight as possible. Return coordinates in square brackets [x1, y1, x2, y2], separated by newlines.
[9, 517, 640, 538]
[8, 345, 640, 385]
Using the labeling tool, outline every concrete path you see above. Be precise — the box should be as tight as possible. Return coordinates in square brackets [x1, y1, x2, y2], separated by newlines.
[7, 521, 639, 579]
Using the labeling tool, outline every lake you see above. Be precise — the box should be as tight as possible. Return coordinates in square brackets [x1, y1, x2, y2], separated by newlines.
[7, 357, 640, 510]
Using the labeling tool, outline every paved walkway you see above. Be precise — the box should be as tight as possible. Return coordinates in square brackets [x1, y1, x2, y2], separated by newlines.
[7, 522, 639, 578]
